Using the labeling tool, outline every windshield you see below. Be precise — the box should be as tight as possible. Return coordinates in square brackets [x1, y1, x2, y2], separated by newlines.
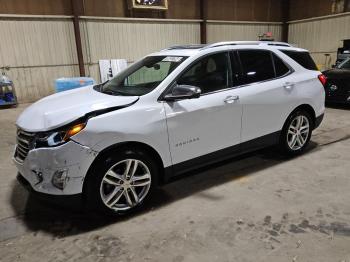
[101, 56, 187, 96]
[337, 58, 350, 69]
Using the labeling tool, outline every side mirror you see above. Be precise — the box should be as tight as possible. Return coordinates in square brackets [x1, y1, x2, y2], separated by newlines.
[164, 84, 201, 101]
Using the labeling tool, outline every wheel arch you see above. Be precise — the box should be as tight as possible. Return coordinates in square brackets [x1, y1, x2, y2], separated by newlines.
[83, 141, 165, 195]
[285, 104, 316, 129]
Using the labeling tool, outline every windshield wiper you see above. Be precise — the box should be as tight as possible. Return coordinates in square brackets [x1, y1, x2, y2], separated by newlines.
[103, 89, 125, 96]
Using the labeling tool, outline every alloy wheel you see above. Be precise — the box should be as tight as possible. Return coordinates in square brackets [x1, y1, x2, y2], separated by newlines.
[100, 159, 152, 211]
[287, 115, 310, 151]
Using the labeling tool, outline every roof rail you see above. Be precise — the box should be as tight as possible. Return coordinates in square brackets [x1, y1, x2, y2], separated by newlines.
[160, 41, 292, 52]
[162, 44, 206, 51]
[265, 42, 292, 47]
[201, 41, 292, 50]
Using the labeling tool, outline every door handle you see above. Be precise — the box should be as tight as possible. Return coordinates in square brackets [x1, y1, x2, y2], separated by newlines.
[224, 95, 239, 104]
[283, 82, 295, 90]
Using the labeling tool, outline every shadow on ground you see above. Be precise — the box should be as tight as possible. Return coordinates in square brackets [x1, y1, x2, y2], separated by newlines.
[10, 142, 321, 238]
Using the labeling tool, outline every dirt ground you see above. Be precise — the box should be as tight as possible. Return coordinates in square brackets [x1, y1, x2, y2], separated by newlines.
[0, 104, 350, 262]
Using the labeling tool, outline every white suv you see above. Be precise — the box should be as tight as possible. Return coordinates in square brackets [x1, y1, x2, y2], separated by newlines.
[14, 41, 326, 215]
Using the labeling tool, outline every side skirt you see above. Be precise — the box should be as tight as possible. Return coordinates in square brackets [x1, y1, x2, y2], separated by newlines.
[163, 131, 281, 183]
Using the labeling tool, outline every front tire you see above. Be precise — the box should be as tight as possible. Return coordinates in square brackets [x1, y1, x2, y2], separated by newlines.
[84, 148, 158, 216]
[279, 110, 313, 156]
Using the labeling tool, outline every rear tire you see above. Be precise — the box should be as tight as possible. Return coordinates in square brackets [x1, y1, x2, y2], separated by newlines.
[84, 147, 158, 216]
[279, 110, 313, 156]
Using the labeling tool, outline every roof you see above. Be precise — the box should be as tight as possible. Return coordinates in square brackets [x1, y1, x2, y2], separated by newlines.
[151, 41, 307, 57]
[165, 41, 292, 51]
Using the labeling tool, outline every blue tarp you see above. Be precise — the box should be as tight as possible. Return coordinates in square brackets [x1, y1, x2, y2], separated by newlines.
[55, 77, 95, 93]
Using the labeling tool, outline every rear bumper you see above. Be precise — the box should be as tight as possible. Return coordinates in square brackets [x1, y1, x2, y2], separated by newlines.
[325, 96, 350, 104]
[325, 89, 350, 104]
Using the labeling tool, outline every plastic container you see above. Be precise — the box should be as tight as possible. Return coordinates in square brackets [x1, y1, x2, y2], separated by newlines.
[55, 77, 95, 93]
[0, 71, 17, 107]
[4, 92, 15, 102]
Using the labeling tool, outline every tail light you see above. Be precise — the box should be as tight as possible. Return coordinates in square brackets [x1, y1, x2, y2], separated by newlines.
[318, 74, 327, 87]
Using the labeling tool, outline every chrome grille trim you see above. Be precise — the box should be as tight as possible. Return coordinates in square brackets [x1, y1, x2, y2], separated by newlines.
[16, 148, 27, 159]
[17, 140, 30, 150]
[15, 129, 35, 162]
[17, 136, 30, 145]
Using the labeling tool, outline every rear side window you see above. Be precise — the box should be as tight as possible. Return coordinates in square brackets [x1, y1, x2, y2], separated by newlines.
[280, 50, 318, 71]
[238, 50, 275, 84]
[272, 53, 290, 77]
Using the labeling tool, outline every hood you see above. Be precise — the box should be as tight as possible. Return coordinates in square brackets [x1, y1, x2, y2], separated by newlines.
[17, 86, 138, 132]
[323, 68, 350, 79]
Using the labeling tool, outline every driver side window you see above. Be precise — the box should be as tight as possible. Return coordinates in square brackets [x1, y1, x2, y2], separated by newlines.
[177, 52, 230, 94]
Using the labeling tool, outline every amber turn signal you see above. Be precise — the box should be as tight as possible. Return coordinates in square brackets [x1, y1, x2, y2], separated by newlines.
[64, 123, 85, 141]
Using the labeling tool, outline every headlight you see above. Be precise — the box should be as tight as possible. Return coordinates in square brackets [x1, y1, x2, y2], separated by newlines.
[35, 122, 85, 148]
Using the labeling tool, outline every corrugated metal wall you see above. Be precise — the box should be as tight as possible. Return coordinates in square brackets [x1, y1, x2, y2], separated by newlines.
[81, 18, 283, 81]
[0, 16, 201, 102]
[0, 15, 287, 103]
[0, 16, 79, 103]
[207, 21, 283, 43]
[288, 13, 350, 70]
[0, 16, 287, 103]
[79, 17, 201, 82]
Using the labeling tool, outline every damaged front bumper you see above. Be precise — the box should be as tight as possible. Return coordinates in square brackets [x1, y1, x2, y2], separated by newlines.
[13, 140, 98, 195]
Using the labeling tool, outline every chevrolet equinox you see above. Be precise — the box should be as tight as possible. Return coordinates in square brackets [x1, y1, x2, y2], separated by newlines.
[14, 41, 326, 215]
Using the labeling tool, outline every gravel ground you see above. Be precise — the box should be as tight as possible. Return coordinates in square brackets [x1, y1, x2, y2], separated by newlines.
[0, 104, 350, 262]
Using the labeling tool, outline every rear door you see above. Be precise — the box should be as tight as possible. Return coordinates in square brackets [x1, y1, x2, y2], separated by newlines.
[235, 49, 297, 143]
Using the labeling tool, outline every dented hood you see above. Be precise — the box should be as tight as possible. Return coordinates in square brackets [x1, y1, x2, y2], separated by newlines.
[17, 86, 138, 132]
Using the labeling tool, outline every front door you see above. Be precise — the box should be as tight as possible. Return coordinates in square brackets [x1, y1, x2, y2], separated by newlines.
[163, 52, 242, 172]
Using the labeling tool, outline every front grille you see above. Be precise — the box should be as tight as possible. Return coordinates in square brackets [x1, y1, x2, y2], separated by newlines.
[15, 129, 35, 162]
